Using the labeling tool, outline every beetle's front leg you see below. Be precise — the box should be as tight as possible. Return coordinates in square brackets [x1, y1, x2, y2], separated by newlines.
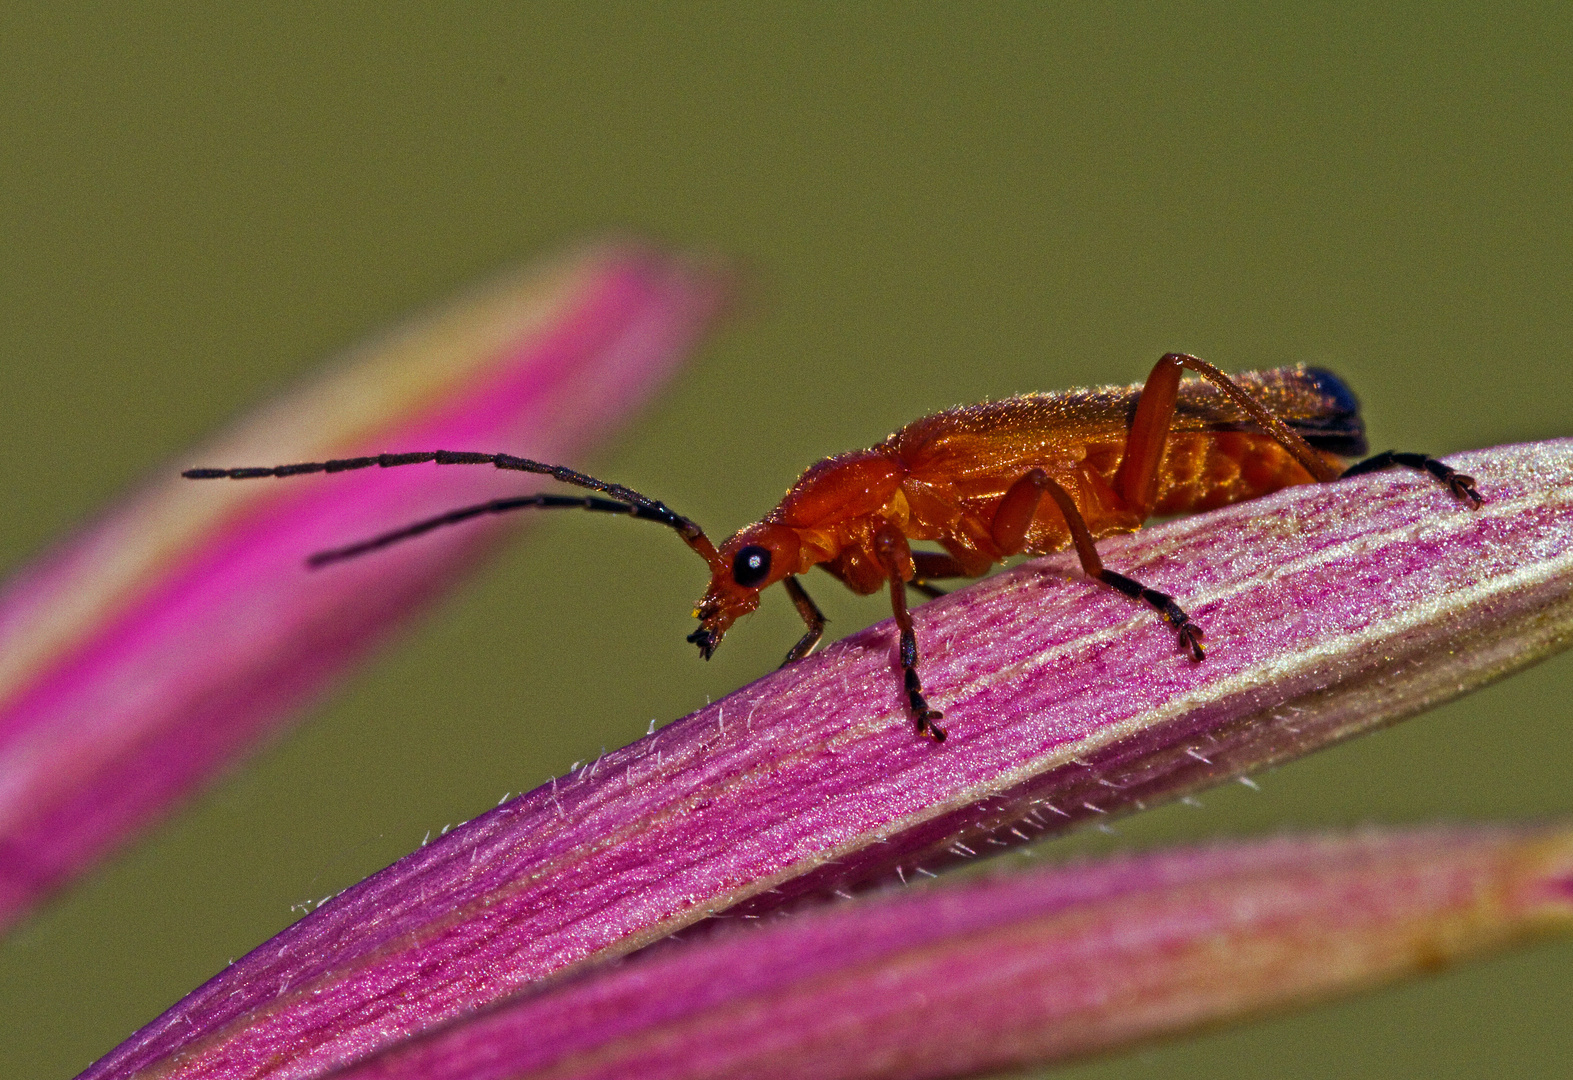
[780, 575, 827, 664]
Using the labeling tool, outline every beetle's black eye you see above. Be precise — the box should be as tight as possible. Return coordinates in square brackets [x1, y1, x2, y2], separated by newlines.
[731, 545, 772, 588]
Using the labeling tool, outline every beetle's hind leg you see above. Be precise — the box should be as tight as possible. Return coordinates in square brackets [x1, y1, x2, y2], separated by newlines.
[995, 469, 1205, 662]
[1341, 451, 1483, 507]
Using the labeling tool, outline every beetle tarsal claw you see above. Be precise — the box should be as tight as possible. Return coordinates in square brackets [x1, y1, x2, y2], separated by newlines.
[1452, 473, 1484, 507]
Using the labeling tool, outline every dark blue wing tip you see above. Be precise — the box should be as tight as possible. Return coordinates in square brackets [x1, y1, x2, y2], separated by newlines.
[1293, 367, 1368, 457]
[1303, 366, 1361, 416]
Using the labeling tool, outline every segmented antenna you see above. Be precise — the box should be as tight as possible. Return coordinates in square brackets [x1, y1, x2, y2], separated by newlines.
[184, 450, 722, 568]
[306, 493, 685, 567]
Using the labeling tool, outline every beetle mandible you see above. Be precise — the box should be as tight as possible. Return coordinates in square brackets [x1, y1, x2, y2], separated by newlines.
[185, 354, 1481, 742]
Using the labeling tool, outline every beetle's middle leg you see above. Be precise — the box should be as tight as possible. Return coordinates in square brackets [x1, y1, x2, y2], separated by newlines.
[910, 551, 972, 599]
[872, 527, 947, 742]
[993, 469, 1205, 661]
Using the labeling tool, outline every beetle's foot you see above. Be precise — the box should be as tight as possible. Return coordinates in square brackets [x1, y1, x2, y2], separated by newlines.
[1175, 620, 1206, 662]
[915, 708, 947, 743]
[1156, 598, 1205, 661]
[1448, 471, 1483, 508]
[1341, 451, 1484, 508]
[1099, 570, 1205, 661]
[904, 670, 947, 742]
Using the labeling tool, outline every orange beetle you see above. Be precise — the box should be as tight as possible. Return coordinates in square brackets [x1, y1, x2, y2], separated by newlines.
[186, 354, 1480, 741]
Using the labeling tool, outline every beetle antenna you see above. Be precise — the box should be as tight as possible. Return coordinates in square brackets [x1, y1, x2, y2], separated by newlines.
[184, 450, 721, 569]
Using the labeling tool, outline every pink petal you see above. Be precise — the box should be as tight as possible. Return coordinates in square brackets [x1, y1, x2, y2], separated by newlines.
[81, 439, 1573, 1079]
[0, 242, 728, 931]
[329, 824, 1573, 1080]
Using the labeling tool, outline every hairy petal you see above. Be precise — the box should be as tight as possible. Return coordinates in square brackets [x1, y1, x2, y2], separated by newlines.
[82, 440, 1573, 1079]
[0, 242, 727, 931]
[330, 824, 1573, 1080]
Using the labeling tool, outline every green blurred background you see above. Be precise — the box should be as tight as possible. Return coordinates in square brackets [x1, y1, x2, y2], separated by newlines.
[2, 6, 1569, 1077]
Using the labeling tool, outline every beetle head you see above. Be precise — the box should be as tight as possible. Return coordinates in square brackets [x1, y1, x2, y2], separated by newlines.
[687, 523, 802, 659]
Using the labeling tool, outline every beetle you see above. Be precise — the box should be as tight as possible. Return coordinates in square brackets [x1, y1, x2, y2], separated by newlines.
[185, 353, 1481, 742]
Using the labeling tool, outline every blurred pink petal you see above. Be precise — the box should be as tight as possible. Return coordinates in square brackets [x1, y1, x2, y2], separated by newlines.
[80, 439, 1573, 1080]
[0, 242, 727, 931]
[329, 824, 1573, 1080]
